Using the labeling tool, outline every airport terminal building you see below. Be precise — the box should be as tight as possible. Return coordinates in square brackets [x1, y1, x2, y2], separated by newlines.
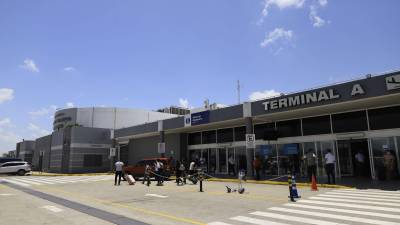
[115, 71, 400, 180]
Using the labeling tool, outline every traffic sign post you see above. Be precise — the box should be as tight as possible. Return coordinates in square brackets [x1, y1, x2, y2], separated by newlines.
[245, 134, 256, 149]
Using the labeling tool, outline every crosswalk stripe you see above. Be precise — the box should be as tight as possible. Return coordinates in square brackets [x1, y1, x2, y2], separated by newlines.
[207, 222, 233, 225]
[333, 190, 400, 196]
[299, 200, 400, 213]
[231, 216, 290, 225]
[19, 177, 55, 184]
[284, 203, 400, 220]
[2, 178, 31, 187]
[326, 191, 400, 200]
[318, 194, 400, 203]
[310, 196, 400, 207]
[250, 211, 348, 225]
[9, 178, 43, 185]
[269, 207, 398, 225]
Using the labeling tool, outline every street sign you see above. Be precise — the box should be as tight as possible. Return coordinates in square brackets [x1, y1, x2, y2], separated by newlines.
[109, 148, 116, 157]
[246, 134, 256, 149]
[158, 142, 166, 154]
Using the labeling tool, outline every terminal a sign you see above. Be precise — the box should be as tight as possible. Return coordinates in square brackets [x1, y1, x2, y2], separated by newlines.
[262, 83, 365, 111]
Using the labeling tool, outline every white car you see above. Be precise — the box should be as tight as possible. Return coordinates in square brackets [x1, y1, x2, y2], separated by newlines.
[0, 161, 31, 176]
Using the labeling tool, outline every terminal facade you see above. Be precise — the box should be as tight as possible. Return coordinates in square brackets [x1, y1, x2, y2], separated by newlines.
[115, 71, 400, 180]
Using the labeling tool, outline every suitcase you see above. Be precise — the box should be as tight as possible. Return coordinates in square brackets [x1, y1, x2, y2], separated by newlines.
[125, 174, 136, 185]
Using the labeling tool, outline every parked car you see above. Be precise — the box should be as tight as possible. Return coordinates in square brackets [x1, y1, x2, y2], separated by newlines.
[123, 157, 172, 180]
[0, 158, 22, 165]
[0, 161, 31, 176]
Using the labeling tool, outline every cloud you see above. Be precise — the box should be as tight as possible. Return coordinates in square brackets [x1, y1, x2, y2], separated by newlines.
[259, 0, 305, 24]
[20, 58, 39, 73]
[66, 102, 74, 108]
[27, 123, 50, 138]
[64, 67, 75, 72]
[0, 118, 20, 152]
[318, 0, 328, 7]
[0, 88, 14, 104]
[260, 28, 294, 48]
[249, 89, 281, 101]
[29, 105, 58, 117]
[178, 98, 190, 109]
[0, 118, 12, 127]
[309, 5, 326, 27]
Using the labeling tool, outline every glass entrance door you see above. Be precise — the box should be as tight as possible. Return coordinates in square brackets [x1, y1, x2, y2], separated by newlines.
[337, 140, 353, 176]
[218, 148, 227, 173]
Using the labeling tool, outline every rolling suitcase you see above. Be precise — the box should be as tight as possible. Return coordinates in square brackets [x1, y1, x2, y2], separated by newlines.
[125, 174, 136, 185]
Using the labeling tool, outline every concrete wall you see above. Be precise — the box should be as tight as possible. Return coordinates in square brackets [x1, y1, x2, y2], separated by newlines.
[127, 133, 182, 165]
[33, 135, 52, 172]
[54, 107, 177, 131]
[68, 127, 112, 173]
[50, 130, 64, 173]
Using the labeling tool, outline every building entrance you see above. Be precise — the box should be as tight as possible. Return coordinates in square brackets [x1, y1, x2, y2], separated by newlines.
[337, 139, 371, 178]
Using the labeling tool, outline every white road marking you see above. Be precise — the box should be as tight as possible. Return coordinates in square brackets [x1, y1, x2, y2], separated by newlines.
[284, 203, 400, 220]
[207, 222, 233, 225]
[250, 211, 348, 225]
[269, 207, 398, 225]
[333, 189, 400, 196]
[326, 191, 400, 199]
[0, 193, 15, 196]
[2, 178, 31, 187]
[9, 177, 43, 185]
[298, 200, 400, 213]
[145, 194, 168, 198]
[231, 216, 289, 225]
[310, 196, 400, 207]
[318, 194, 400, 203]
[41, 205, 63, 213]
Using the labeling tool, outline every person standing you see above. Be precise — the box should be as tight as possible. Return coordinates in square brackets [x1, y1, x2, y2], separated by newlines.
[154, 160, 163, 186]
[354, 151, 365, 176]
[142, 164, 151, 186]
[304, 149, 317, 182]
[324, 149, 336, 184]
[383, 150, 395, 180]
[253, 156, 261, 180]
[189, 161, 196, 175]
[179, 160, 186, 184]
[114, 160, 124, 186]
[228, 155, 236, 176]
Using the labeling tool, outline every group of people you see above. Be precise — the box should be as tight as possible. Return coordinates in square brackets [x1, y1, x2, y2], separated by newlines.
[303, 149, 336, 184]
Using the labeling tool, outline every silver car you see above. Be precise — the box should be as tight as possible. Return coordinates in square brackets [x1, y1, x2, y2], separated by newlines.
[0, 161, 31, 176]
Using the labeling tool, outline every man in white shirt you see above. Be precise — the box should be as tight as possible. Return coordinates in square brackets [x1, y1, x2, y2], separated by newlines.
[114, 160, 124, 186]
[324, 149, 336, 184]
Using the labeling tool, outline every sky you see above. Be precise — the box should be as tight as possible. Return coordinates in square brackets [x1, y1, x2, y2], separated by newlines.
[1, 0, 400, 154]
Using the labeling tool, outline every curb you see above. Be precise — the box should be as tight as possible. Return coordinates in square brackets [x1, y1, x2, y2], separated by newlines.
[206, 178, 352, 189]
[30, 172, 114, 177]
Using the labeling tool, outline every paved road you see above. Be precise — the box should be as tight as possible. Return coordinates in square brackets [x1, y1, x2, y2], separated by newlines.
[1, 175, 400, 225]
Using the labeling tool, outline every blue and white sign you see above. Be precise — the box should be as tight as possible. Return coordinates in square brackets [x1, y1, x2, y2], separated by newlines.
[282, 144, 299, 155]
[191, 111, 210, 126]
[184, 114, 191, 127]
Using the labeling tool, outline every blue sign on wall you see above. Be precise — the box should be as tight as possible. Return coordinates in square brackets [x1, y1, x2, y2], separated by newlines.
[191, 111, 210, 126]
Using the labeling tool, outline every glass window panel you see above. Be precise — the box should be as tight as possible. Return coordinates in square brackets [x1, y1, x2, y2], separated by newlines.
[218, 148, 227, 173]
[202, 130, 216, 144]
[208, 149, 217, 174]
[332, 110, 368, 133]
[235, 147, 247, 171]
[255, 144, 278, 177]
[302, 115, 331, 136]
[217, 128, 233, 143]
[254, 123, 275, 140]
[188, 132, 201, 145]
[371, 137, 397, 180]
[277, 143, 301, 176]
[234, 126, 246, 142]
[277, 120, 301, 137]
[368, 106, 400, 130]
